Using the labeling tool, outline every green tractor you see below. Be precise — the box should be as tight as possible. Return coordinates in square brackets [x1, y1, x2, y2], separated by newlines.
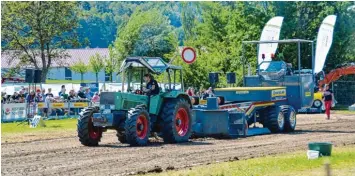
[77, 57, 193, 146]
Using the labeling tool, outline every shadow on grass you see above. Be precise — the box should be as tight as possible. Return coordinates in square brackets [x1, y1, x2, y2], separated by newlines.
[49, 125, 63, 128]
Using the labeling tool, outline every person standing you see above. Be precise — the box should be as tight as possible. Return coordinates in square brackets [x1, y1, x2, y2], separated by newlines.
[59, 85, 65, 96]
[45, 88, 54, 98]
[18, 90, 26, 103]
[77, 86, 86, 99]
[36, 89, 44, 102]
[186, 87, 196, 96]
[60, 88, 68, 100]
[11, 92, 20, 103]
[1, 92, 7, 103]
[322, 84, 334, 120]
[91, 92, 100, 103]
[203, 87, 214, 99]
[85, 88, 92, 100]
[67, 89, 77, 101]
[41, 89, 46, 101]
[26, 90, 39, 117]
[44, 93, 54, 118]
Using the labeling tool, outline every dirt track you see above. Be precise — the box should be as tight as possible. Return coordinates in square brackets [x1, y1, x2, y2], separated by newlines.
[2, 113, 355, 176]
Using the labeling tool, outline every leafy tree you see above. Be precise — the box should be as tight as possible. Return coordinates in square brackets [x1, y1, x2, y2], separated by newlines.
[105, 45, 119, 82]
[114, 9, 177, 63]
[181, 2, 202, 39]
[178, 1, 354, 89]
[77, 6, 117, 48]
[179, 2, 267, 88]
[89, 53, 104, 83]
[2, 66, 21, 78]
[70, 60, 88, 83]
[1, 1, 80, 82]
[271, 1, 355, 72]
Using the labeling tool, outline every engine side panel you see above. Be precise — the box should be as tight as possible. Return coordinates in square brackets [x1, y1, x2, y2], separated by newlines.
[244, 74, 314, 110]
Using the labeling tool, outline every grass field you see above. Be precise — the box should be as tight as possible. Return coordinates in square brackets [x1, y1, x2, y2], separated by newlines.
[147, 146, 355, 176]
[333, 110, 355, 115]
[1, 118, 78, 143]
[1, 118, 77, 134]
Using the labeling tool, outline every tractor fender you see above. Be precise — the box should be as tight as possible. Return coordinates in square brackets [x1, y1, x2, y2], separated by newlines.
[177, 94, 193, 107]
[161, 92, 192, 107]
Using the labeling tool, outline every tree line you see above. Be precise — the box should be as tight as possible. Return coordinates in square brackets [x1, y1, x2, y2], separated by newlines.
[69, 46, 117, 83]
[1, 1, 354, 87]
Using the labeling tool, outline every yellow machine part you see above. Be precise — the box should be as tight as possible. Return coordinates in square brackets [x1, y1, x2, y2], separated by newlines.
[214, 87, 285, 91]
[314, 92, 323, 101]
[200, 99, 207, 105]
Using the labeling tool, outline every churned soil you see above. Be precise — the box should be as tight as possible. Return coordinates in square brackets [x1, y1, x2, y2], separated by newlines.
[2, 113, 355, 176]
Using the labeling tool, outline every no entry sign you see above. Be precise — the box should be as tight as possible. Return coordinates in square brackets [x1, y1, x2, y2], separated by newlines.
[181, 47, 196, 64]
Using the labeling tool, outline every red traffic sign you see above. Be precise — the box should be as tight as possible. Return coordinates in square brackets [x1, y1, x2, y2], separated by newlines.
[181, 47, 196, 64]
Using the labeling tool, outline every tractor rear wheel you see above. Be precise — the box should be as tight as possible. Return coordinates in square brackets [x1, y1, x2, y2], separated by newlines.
[283, 106, 297, 132]
[77, 107, 103, 146]
[125, 107, 150, 146]
[161, 99, 192, 143]
[264, 106, 285, 133]
[116, 131, 126, 144]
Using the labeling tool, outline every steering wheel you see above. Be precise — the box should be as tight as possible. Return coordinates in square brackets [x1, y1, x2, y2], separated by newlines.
[135, 89, 143, 95]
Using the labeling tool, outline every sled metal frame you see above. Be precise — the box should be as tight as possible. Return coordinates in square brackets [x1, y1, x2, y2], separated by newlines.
[241, 39, 315, 86]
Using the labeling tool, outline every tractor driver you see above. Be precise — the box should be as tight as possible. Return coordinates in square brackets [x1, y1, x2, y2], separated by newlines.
[143, 73, 160, 96]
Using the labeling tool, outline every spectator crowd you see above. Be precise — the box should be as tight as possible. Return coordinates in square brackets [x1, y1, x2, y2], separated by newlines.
[1, 85, 101, 104]
[2, 85, 216, 105]
[186, 87, 215, 99]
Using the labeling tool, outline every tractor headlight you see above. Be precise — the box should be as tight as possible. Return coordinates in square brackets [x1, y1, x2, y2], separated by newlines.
[110, 105, 115, 110]
[100, 105, 105, 110]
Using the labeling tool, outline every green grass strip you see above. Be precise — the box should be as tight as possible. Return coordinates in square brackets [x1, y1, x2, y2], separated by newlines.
[148, 146, 355, 176]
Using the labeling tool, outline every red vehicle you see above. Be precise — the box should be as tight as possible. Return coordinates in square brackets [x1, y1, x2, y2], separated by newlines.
[1, 77, 25, 84]
[318, 63, 355, 90]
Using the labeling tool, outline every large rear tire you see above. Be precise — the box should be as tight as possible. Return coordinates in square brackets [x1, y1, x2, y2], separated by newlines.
[283, 106, 297, 132]
[161, 99, 192, 143]
[77, 107, 103, 146]
[116, 131, 126, 144]
[125, 107, 150, 146]
[264, 106, 285, 133]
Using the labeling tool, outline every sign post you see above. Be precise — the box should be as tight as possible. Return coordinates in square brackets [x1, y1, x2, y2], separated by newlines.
[181, 47, 196, 64]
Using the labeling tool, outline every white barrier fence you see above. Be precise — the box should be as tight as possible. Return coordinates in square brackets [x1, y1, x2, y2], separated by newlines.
[2, 103, 27, 122]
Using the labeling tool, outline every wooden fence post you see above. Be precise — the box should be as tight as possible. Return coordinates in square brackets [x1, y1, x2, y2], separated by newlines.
[325, 161, 331, 176]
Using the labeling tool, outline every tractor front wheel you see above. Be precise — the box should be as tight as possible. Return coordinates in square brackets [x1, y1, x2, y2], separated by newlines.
[161, 99, 192, 143]
[125, 107, 150, 146]
[77, 107, 103, 146]
[283, 106, 297, 132]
